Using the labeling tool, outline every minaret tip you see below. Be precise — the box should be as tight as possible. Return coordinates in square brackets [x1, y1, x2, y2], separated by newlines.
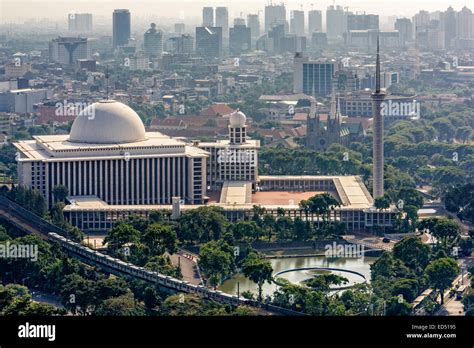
[375, 35, 381, 94]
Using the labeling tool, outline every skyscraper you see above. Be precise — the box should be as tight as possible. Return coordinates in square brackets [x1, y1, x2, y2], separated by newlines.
[441, 6, 456, 49]
[293, 54, 337, 97]
[371, 38, 385, 198]
[174, 23, 185, 34]
[144, 23, 163, 58]
[326, 5, 347, 42]
[394, 18, 413, 45]
[195, 27, 222, 58]
[347, 13, 379, 30]
[268, 24, 286, 53]
[167, 34, 194, 55]
[113, 9, 131, 48]
[290, 10, 305, 36]
[49, 37, 91, 65]
[265, 4, 286, 33]
[229, 25, 251, 54]
[216, 7, 229, 38]
[247, 14, 260, 39]
[68, 13, 92, 32]
[456, 6, 474, 49]
[203, 7, 214, 26]
[308, 10, 322, 35]
[234, 18, 246, 26]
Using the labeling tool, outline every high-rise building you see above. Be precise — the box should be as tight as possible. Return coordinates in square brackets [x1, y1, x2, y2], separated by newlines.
[280, 35, 306, 53]
[456, 6, 474, 49]
[293, 53, 337, 97]
[202, 7, 214, 26]
[195, 27, 222, 58]
[144, 23, 163, 58]
[216, 7, 229, 38]
[347, 13, 379, 30]
[441, 6, 456, 49]
[229, 25, 251, 54]
[308, 10, 322, 35]
[247, 14, 260, 39]
[412, 10, 430, 43]
[49, 37, 91, 65]
[268, 24, 286, 53]
[311, 32, 328, 51]
[167, 34, 194, 55]
[68, 13, 92, 32]
[394, 18, 413, 44]
[371, 38, 385, 198]
[234, 18, 246, 26]
[174, 23, 185, 34]
[113, 9, 131, 48]
[290, 10, 305, 36]
[265, 4, 286, 33]
[326, 5, 347, 42]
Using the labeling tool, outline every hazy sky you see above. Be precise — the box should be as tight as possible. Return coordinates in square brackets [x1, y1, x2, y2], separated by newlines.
[0, 0, 471, 24]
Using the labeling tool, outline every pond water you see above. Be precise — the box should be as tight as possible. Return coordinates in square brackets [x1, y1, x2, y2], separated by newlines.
[219, 255, 377, 297]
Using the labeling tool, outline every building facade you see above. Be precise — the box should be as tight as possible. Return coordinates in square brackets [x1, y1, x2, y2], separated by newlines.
[14, 100, 208, 207]
[144, 23, 163, 58]
[229, 25, 251, 54]
[215, 7, 229, 38]
[113, 9, 131, 48]
[68, 13, 92, 32]
[49, 37, 91, 66]
[308, 10, 322, 35]
[196, 110, 259, 190]
[293, 54, 337, 97]
[195, 27, 223, 58]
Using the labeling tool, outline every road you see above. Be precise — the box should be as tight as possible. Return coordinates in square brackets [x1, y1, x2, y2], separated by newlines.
[434, 259, 472, 316]
[169, 250, 202, 285]
[343, 234, 395, 251]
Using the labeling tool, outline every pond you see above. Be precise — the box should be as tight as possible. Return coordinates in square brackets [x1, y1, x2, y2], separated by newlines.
[219, 255, 377, 297]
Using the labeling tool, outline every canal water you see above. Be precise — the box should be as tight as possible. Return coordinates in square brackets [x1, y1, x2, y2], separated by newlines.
[219, 255, 377, 297]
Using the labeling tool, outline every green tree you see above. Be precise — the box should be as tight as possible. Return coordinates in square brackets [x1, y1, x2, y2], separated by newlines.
[141, 223, 178, 256]
[393, 237, 430, 272]
[103, 221, 140, 253]
[431, 218, 460, 247]
[241, 251, 273, 301]
[96, 293, 144, 316]
[425, 257, 460, 305]
[198, 240, 235, 288]
[52, 185, 69, 202]
[374, 195, 391, 211]
[231, 221, 261, 242]
[178, 207, 228, 243]
[385, 296, 412, 316]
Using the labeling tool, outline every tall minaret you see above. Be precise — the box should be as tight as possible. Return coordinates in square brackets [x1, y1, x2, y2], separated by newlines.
[371, 37, 386, 198]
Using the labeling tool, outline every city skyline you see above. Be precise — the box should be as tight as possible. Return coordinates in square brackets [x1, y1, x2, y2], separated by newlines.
[0, 0, 473, 338]
[1, 0, 473, 24]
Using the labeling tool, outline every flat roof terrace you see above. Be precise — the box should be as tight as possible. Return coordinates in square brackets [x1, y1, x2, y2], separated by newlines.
[251, 191, 328, 206]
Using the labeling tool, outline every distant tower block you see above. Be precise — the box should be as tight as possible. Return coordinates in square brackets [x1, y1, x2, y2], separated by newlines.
[171, 196, 182, 220]
[371, 37, 386, 198]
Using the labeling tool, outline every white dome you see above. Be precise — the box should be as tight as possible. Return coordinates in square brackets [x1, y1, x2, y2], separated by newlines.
[229, 110, 246, 127]
[69, 100, 147, 144]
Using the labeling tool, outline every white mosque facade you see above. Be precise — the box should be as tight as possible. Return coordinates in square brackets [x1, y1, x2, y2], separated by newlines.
[14, 100, 396, 233]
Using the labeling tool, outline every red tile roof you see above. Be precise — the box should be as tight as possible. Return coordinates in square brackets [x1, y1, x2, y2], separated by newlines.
[199, 104, 236, 117]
